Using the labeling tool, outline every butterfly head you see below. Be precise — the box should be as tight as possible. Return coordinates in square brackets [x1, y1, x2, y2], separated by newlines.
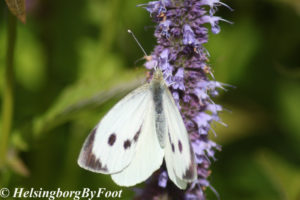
[153, 69, 164, 82]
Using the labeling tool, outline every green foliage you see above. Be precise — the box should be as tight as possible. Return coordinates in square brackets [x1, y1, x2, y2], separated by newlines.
[15, 26, 46, 91]
[256, 150, 300, 200]
[277, 82, 300, 152]
[207, 18, 261, 84]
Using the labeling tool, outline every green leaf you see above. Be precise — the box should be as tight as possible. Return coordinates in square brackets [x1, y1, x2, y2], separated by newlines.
[33, 72, 143, 136]
[256, 149, 300, 200]
[15, 27, 46, 91]
[33, 39, 145, 136]
[11, 130, 28, 151]
[0, 26, 6, 97]
[277, 81, 300, 153]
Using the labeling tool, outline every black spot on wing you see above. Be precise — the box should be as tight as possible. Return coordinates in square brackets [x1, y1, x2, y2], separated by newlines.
[171, 144, 175, 153]
[80, 127, 108, 172]
[178, 140, 183, 153]
[124, 140, 131, 149]
[168, 131, 175, 153]
[108, 133, 116, 146]
[133, 125, 142, 142]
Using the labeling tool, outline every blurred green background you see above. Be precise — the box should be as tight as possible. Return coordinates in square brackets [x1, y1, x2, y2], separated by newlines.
[0, 0, 299, 199]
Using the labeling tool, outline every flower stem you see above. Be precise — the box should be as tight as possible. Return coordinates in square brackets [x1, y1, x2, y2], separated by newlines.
[0, 12, 17, 168]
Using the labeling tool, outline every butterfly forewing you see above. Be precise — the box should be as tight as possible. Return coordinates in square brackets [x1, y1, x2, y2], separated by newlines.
[78, 84, 152, 174]
[162, 84, 197, 187]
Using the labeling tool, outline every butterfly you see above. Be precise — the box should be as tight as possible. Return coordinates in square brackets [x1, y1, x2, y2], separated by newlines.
[77, 68, 197, 189]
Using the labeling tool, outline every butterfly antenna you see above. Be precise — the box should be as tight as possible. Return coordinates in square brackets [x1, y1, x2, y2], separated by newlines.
[128, 29, 148, 57]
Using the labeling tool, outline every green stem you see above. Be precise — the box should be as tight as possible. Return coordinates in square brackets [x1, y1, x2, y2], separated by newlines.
[0, 12, 17, 168]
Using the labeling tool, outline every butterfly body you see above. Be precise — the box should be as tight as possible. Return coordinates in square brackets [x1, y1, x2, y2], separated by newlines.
[150, 70, 167, 148]
[78, 69, 196, 189]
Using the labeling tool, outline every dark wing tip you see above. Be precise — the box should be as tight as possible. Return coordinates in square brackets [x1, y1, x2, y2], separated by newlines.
[77, 127, 108, 173]
[182, 143, 197, 181]
[78, 153, 108, 173]
[182, 162, 197, 181]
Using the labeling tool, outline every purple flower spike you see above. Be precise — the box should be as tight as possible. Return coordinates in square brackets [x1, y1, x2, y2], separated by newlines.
[135, 0, 231, 199]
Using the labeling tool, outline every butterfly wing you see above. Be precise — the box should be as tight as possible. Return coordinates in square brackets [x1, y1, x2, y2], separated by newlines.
[162, 85, 197, 189]
[112, 98, 164, 186]
[78, 84, 153, 174]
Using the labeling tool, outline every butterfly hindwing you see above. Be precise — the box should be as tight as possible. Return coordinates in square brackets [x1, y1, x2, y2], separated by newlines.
[162, 84, 197, 189]
[112, 98, 164, 186]
[78, 84, 152, 174]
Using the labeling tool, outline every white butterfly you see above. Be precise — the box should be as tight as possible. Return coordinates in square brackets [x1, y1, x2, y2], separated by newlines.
[77, 69, 197, 189]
